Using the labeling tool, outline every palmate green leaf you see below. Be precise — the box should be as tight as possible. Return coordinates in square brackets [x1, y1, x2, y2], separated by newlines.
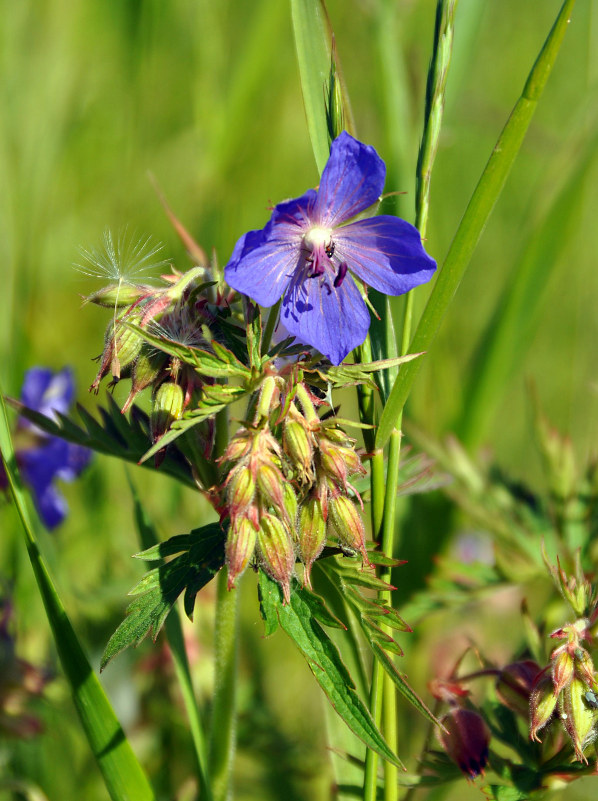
[7, 393, 196, 488]
[0, 392, 155, 801]
[258, 571, 403, 769]
[309, 353, 422, 390]
[101, 524, 225, 670]
[376, 0, 578, 449]
[290, 0, 332, 175]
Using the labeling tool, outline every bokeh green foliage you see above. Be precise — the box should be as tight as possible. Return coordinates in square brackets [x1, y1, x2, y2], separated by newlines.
[2, 1, 598, 799]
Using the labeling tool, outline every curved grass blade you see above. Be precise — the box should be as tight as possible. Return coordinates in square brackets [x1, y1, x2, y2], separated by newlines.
[290, 0, 332, 174]
[0, 391, 155, 801]
[376, 0, 578, 449]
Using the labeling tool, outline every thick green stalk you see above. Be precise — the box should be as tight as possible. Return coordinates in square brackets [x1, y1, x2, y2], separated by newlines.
[0, 394, 155, 801]
[365, 5, 458, 800]
[209, 569, 240, 801]
[376, 0, 578, 450]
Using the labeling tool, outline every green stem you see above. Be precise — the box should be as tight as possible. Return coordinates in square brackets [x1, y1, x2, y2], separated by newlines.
[376, 0, 578, 450]
[209, 569, 240, 801]
[261, 298, 282, 355]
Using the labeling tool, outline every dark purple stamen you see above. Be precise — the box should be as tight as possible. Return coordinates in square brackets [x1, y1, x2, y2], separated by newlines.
[333, 262, 348, 288]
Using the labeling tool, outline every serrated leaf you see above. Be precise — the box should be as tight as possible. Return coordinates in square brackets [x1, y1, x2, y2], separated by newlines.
[258, 571, 280, 636]
[133, 534, 193, 561]
[300, 587, 346, 630]
[259, 571, 403, 768]
[8, 396, 195, 488]
[102, 525, 225, 669]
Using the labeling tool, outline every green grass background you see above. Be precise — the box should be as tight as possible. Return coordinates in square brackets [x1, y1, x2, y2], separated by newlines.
[1, 1, 598, 799]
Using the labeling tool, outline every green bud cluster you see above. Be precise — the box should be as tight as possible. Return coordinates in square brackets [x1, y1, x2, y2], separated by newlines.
[530, 616, 598, 762]
[222, 379, 370, 600]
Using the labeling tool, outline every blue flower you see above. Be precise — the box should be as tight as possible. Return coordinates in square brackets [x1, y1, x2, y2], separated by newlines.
[224, 131, 437, 365]
[2, 368, 92, 529]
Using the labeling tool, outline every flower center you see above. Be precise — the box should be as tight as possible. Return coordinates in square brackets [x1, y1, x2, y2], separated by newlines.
[301, 227, 344, 291]
[303, 226, 334, 254]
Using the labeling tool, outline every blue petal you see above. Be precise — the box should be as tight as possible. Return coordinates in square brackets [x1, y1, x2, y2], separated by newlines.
[21, 367, 75, 419]
[224, 191, 316, 308]
[335, 216, 436, 295]
[280, 271, 370, 365]
[313, 132, 386, 228]
[33, 483, 68, 530]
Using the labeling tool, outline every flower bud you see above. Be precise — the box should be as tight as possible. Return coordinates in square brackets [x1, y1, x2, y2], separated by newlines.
[226, 517, 257, 589]
[559, 677, 595, 762]
[495, 660, 542, 718]
[328, 495, 367, 561]
[297, 497, 327, 587]
[256, 462, 286, 513]
[283, 420, 314, 483]
[530, 669, 558, 742]
[84, 283, 148, 308]
[226, 466, 256, 519]
[256, 514, 295, 603]
[282, 482, 298, 528]
[150, 381, 184, 443]
[552, 650, 574, 696]
[121, 348, 167, 413]
[573, 647, 595, 685]
[438, 708, 490, 779]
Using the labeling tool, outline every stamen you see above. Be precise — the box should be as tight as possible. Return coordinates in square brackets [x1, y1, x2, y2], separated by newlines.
[333, 262, 348, 288]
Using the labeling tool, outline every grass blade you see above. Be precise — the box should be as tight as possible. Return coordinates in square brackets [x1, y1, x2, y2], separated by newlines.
[290, 0, 332, 174]
[376, 0, 578, 449]
[0, 391, 155, 801]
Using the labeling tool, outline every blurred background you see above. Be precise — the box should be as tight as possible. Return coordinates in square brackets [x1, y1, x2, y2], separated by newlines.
[1, 1, 597, 799]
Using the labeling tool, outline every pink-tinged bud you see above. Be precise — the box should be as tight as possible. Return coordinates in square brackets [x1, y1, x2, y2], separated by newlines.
[226, 467, 256, 518]
[559, 677, 595, 762]
[530, 669, 558, 742]
[150, 381, 184, 443]
[256, 514, 295, 604]
[84, 283, 149, 308]
[256, 462, 286, 513]
[91, 319, 144, 391]
[438, 708, 490, 779]
[297, 498, 327, 587]
[573, 647, 595, 685]
[496, 660, 542, 718]
[318, 438, 349, 485]
[122, 348, 168, 413]
[328, 495, 367, 561]
[222, 430, 252, 463]
[552, 651, 575, 696]
[226, 517, 257, 588]
[283, 420, 314, 483]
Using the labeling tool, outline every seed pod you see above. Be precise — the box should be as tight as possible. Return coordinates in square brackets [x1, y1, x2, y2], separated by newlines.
[150, 381, 184, 443]
[328, 495, 367, 561]
[122, 347, 168, 413]
[226, 517, 257, 589]
[530, 669, 558, 743]
[297, 497, 327, 588]
[256, 514, 295, 603]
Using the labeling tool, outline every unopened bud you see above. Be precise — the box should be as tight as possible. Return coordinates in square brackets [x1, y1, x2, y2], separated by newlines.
[256, 376, 277, 421]
[226, 517, 257, 589]
[552, 650, 574, 696]
[283, 420, 314, 483]
[150, 381, 184, 443]
[122, 348, 167, 413]
[256, 462, 286, 512]
[282, 482, 298, 528]
[226, 467, 256, 518]
[574, 647, 595, 685]
[496, 660, 542, 718]
[559, 677, 595, 762]
[530, 669, 558, 742]
[298, 498, 327, 587]
[257, 514, 295, 604]
[328, 495, 367, 561]
[85, 283, 148, 308]
[438, 708, 490, 779]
